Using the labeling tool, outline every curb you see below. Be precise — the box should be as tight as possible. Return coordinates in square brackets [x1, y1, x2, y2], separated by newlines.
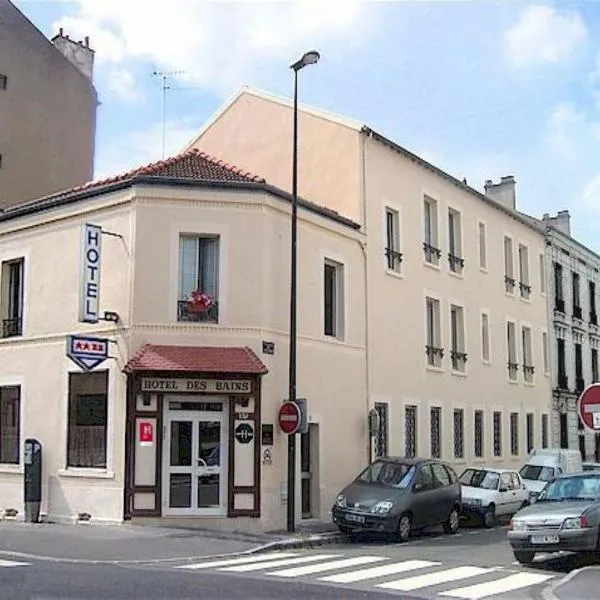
[248, 532, 346, 553]
[541, 565, 600, 600]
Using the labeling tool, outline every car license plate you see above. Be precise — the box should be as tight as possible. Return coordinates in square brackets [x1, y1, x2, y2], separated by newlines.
[345, 513, 365, 523]
[530, 534, 559, 544]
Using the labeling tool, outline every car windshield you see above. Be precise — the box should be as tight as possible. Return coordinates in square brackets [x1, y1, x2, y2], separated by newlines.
[519, 464, 555, 482]
[538, 475, 600, 502]
[356, 460, 416, 488]
[459, 469, 499, 490]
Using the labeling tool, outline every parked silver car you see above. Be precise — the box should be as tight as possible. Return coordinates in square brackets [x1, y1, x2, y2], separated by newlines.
[507, 472, 600, 564]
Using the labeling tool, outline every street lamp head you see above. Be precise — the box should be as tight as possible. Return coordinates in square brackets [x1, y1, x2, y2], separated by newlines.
[291, 50, 320, 71]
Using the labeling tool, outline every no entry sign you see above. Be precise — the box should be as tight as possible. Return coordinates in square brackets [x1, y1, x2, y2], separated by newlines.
[578, 383, 600, 431]
[278, 401, 301, 434]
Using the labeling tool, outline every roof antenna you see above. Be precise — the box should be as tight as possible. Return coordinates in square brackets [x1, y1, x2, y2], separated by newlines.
[152, 69, 187, 159]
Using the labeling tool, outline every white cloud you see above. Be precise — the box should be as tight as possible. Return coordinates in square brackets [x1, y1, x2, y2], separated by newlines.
[583, 174, 600, 211]
[547, 103, 600, 162]
[107, 67, 139, 102]
[505, 5, 587, 68]
[53, 0, 369, 97]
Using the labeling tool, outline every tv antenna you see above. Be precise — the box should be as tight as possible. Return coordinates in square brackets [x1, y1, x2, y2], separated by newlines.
[152, 69, 187, 158]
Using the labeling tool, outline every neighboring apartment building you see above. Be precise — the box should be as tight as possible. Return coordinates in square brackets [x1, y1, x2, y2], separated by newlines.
[190, 88, 553, 471]
[0, 0, 97, 209]
[0, 149, 367, 528]
[541, 211, 600, 461]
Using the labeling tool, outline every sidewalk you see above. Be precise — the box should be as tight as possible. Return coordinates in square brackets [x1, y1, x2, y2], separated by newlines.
[547, 565, 600, 600]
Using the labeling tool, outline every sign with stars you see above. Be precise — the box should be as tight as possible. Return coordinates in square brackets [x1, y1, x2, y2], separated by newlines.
[66, 335, 109, 371]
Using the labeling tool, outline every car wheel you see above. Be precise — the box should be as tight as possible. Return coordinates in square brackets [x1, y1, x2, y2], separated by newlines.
[482, 504, 495, 528]
[397, 513, 412, 543]
[443, 506, 460, 534]
[513, 550, 535, 565]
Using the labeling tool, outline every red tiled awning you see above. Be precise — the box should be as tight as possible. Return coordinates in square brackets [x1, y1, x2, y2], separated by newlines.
[123, 344, 268, 375]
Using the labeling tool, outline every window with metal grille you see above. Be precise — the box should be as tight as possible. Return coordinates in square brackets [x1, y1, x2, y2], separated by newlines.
[405, 405, 417, 458]
[510, 412, 519, 456]
[453, 409, 464, 458]
[374, 402, 388, 458]
[493, 411, 502, 457]
[430, 407, 441, 458]
[0, 74, 7, 90]
[384, 208, 402, 272]
[526, 413, 534, 453]
[0, 386, 20, 464]
[474, 410, 484, 458]
[541, 414, 549, 448]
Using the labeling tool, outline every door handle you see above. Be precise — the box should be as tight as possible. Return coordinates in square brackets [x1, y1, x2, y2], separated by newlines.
[197, 458, 207, 467]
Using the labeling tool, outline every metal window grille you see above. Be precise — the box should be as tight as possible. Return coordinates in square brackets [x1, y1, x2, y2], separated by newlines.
[493, 412, 502, 457]
[541, 414, 549, 449]
[405, 405, 417, 458]
[453, 409, 464, 459]
[430, 407, 441, 458]
[474, 410, 483, 458]
[374, 403, 388, 458]
[510, 413, 519, 456]
[526, 413, 534, 454]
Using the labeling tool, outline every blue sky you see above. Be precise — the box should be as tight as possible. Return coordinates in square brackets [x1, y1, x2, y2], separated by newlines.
[15, 0, 600, 251]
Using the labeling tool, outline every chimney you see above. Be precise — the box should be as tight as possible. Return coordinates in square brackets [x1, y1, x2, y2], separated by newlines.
[484, 175, 516, 211]
[542, 210, 571, 237]
[51, 30, 95, 82]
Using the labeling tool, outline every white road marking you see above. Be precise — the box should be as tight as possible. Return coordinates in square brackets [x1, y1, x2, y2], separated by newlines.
[267, 556, 387, 577]
[176, 552, 297, 570]
[440, 572, 555, 599]
[319, 559, 440, 583]
[0, 559, 30, 567]
[377, 566, 494, 591]
[220, 554, 340, 572]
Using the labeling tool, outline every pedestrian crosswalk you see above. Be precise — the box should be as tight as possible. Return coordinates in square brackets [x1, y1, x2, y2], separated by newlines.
[176, 552, 555, 599]
[0, 559, 30, 568]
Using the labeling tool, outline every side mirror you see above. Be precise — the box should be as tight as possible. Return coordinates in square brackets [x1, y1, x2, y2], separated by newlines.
[499, 487, 508, 493]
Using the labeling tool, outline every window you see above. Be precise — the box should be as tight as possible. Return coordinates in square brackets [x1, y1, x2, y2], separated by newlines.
[510, 413, 519, 456]
[67, 371, 108, 469]
[554, 262, 564, 312]
[448, 208, 463, 273]
[481, 312, 490, 362]
[557, 338, 567, 388]
[1, 258, 24, 338]
[323, 259, 344, 338]
[0, 386, 20, 464]
[430, 407, 441, 459]
[518, 244, 530, 299]
[542, 332, 549, 375]
[507, 321, 518, 380]
[590, 281, 597, 324]
[526, 413, 534, 454]
[478, 222, 487, 270]
[539, 254, 546, 294]
[592, 348, 599, 383]
[474, 410, 483, 458]
[423, 196, 440, 265]
[453, 409, 464, 459]
[405, 405, 417, 458]
[374, 402, 388, 458]
[384, 208, 402, 272]
[575, 343, 584, 391]
[0, 74, 7, 90]
[425, 297, 442, 367]
[493, 411, 502, 457]
[431, 463, 451, 488]
[450, 304, 466, 371]
[573, 272, 582, 319]
[178, 235, 219, 323]
[522, 326, 533, 382]
[504, 236, 515, 293]
[541, 414, 549, 449]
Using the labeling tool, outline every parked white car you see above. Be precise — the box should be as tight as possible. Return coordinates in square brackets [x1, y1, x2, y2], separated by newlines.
[459, 467, 529, 527]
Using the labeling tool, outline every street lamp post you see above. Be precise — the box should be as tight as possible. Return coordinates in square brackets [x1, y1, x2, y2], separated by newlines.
[287, 50, 320, 533]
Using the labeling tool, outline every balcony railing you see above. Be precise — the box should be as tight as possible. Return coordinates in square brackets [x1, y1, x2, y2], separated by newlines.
[448, 253, 465, 274]
[554, 298, 565, 314]
[558, 373, 569, 390]
[423, 242, 442, 266]
[451, 350, 468, 371]
[507, 362, 519, 379]
[177, 301, 219, 323]
[384, 247, 403, 271]
[573, 305, 583, 320]
[590, 311, 598, 326]
[2, 318, 22, 338]
[576, 377, 585, 392]
[523, 364, 535, 383]
[519, 282, 531, 299]
[504, 275, 516, 294]
[425, 345, 444, 367]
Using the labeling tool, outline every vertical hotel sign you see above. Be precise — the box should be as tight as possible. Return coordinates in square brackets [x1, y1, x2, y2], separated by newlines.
[79, 223, 102, 323]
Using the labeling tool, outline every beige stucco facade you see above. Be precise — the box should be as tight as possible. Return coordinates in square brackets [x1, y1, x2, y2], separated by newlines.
[192, 88, 554, 471]
[0, 180, 367, 528]
[0, 0, 97, 209]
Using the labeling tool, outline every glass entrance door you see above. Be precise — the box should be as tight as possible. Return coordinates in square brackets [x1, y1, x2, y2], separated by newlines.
[163, 407, 227, 516]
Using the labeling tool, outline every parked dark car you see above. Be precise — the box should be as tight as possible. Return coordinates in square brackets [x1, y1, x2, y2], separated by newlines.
[331, 457, 462, 542]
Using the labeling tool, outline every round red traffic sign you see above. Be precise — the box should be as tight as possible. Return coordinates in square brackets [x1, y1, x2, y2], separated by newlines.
[578, 383, 600, 431]
[278, 401, 301, 434]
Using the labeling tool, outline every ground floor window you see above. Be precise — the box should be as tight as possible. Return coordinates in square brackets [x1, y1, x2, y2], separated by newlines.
[0, 386, 20, 464]
[405, 405, 417, 458]
[526, 413, 534, 454]
[493, 411, 502, 457]
[430, 407, 441, 459]
[67, 371, 108, 468]
[541, 414, 549, 448]
[374, 402, 388, 458]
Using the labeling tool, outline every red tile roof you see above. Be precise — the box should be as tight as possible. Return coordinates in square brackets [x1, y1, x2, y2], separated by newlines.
[123, 344, 268, 375]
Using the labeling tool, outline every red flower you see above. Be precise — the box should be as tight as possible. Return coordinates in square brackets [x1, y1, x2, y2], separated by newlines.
[187, 290, 214, 313]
